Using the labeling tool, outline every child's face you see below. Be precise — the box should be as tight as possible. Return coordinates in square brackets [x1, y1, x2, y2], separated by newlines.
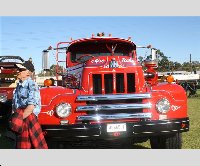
[17, 68, 30, 81]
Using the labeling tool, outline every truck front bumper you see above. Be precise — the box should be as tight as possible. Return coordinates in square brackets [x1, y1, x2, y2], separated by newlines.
[42, 117, 189, 141]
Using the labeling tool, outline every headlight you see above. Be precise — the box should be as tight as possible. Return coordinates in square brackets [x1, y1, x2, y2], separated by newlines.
[0, 94, 7, 103]
[156, 98, 170, 114]
[56, 103, 72, 118]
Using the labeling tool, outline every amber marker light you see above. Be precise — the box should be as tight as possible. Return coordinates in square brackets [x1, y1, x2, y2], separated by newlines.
[44, 79, 53, 87]
[166, 75, 174, 83]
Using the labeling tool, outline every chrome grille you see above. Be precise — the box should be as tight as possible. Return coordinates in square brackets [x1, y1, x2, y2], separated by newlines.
[76, 93, 152, 121]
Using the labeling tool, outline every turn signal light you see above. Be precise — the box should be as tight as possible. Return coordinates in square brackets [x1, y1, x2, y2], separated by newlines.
[44, 79, 53, 87]
[166, 75, 174, 83]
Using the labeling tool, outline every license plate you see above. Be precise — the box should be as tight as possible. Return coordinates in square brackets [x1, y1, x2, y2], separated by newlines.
[107, 123, 126, 132]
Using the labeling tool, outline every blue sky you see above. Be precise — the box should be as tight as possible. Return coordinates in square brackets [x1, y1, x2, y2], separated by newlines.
[0, 16, 200, 73]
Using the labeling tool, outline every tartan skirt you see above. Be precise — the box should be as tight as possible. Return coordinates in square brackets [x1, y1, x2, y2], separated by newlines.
[11, 109, 48, 149]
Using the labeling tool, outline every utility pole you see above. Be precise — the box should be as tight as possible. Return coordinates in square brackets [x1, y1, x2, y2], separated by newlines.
[190, 54, 192, 73]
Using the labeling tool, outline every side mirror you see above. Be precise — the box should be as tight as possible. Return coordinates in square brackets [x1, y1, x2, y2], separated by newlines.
[143, 48, 158, 68]
[151, 48, 157, 60]
[42, 50, 50, 71]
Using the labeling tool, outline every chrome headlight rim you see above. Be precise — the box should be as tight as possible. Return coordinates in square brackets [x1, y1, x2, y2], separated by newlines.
[156, 98, 170, 114]
[55, 103, 72, 118]
[0, 94, 7, 103]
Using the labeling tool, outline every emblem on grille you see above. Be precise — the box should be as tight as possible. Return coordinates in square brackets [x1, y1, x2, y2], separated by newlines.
[109, 59, 119, 68]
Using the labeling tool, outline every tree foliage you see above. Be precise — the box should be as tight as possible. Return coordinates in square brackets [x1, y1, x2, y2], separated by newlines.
[148, 49, 199, 72]
[38, 64, 64, 76]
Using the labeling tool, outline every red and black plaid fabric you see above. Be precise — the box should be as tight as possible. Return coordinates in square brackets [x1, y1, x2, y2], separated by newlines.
[10, 109, 23, 134]
[10, 109, 48, 149]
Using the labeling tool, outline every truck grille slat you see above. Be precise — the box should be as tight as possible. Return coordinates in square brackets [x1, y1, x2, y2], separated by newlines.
[77, 93, 151, 101]
[77, 113, 152, 121]
[77, 103, 152, 111]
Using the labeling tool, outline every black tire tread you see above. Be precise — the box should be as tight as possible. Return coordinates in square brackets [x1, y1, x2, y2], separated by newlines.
[150, 133, 182, 149]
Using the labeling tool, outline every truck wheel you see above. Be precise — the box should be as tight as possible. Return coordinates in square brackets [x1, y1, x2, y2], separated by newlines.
[150, 133, 182, 149]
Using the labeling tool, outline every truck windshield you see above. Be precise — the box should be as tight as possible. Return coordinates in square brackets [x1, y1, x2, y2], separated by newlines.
[71, 52, 131, 62]
[69, 41, 134, 62]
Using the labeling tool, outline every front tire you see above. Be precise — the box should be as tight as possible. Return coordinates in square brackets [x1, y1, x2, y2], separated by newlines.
[150, 133, 182, 149]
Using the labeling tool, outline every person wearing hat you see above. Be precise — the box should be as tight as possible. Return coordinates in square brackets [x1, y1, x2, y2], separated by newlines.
[10, 60, 48, 149]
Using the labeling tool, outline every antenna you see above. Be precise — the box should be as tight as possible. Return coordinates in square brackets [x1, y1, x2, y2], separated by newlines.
[190, 53, 192, 73]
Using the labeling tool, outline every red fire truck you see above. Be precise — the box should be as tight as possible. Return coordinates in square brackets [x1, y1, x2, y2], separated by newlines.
[39, 33, 189, 148]
[0, 56, 24, 122]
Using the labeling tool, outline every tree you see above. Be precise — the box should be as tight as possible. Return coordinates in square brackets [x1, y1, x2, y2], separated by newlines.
[138, 56, 144, 65]
[138, 49, 172, 72]
[50, 64, 64, 75]
[156, 50, 171, 72]
[37, 64, 64, 76]
[182, 62, 191, 72]
[173, 62, 182, 71]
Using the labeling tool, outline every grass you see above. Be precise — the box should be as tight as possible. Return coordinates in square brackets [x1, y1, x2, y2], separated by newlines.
[0, 90, 200, 149]
[182, 92, 200, 149]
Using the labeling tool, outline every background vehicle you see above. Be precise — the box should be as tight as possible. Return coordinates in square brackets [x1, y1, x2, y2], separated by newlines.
[0, 56, 24, 122]
[158, 71, 199, 97]
[39, 33, 189, 149]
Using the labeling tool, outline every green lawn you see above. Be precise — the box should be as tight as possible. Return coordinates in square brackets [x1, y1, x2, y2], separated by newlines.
[0, 90, 200, 149]
[182, 93, 200, 149]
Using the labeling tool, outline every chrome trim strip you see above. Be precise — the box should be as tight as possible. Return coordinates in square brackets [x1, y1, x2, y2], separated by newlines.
[75, 135, 100, 138]
[77, 93, 151, 101]
[76, 103, 152, 111]
[77, 113, 152, 121]
[133, 124, 142, 127]
[140, 132, 154, 134]
[172, 130, 178, 132]
[146, 123, 156, 126]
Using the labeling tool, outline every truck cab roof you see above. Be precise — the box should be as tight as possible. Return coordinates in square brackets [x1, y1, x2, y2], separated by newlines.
[68, 37, 136, 52]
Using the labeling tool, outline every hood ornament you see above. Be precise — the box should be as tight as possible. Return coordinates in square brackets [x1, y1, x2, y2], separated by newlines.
[109, 58, 119, 68]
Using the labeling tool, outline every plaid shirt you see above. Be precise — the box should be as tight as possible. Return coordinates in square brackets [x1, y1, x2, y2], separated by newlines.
[12, 77, 41, 116]
[10, 109, 48, 149]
